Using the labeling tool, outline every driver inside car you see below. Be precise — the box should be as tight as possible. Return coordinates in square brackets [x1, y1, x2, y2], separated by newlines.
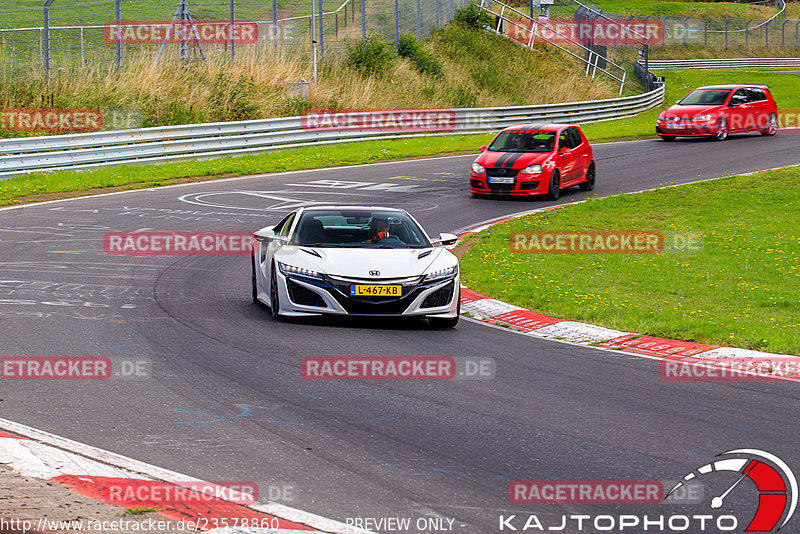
[369, 218, 391, 243]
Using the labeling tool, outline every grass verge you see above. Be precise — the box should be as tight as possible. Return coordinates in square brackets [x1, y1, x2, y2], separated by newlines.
[458, 166, 800, 356]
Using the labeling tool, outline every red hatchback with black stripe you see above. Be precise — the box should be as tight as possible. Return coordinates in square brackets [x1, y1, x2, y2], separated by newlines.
[469, 123, 595, 200]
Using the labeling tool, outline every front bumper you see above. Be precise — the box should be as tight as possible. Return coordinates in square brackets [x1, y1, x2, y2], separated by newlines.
[275, 271, 460, 318]
[656, 122, 715, 137]
[469, 172, 545, 196]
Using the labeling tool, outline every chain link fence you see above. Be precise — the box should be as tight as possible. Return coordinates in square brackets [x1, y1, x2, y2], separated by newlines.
[0, 0, 468, 79]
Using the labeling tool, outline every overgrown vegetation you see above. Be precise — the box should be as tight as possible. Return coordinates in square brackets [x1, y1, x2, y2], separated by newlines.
[397, 33, 444, 78]
[0, 6, 623, 138]
[345, 35, 398, 76]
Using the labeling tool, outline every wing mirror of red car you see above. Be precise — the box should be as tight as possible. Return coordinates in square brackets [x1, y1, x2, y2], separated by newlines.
[479, 145, 487, 152]
[559, 147, 571, 155]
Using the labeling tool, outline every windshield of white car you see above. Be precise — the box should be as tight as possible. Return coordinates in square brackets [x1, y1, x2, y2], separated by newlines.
[488, 130, 556, 152]
[291, 210, 431, 248]
[678, 89, 731, 106]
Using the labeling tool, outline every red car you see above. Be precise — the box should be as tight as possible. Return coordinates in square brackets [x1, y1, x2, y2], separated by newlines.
[469, 123, 595, 200]
[656, 84, 778, 141]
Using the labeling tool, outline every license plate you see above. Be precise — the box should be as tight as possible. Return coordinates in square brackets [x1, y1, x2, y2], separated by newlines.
[666, 123, 683, 129]
[489, 176, 515, 184]
[350, 284, 402, 297]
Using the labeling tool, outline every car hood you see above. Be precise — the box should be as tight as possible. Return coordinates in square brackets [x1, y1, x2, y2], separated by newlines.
[275, 246, 456, 278]
[663, 104, 722, 118]
[477, 151, 551, 169]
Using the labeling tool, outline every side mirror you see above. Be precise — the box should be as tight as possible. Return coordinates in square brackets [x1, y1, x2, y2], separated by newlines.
[254, 227, 275, 241]
[559, 147, 571, 155]
[479, 145, 487, 152]
[432, 233, 458, 247]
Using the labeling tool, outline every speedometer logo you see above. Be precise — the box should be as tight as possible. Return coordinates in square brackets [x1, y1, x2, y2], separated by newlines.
[666, 449, 797, 531]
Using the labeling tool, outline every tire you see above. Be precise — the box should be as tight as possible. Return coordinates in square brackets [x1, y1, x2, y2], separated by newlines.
[579, 162, 595, 191]
[761, 112, 778, 136]
[659, 135, 675, 142]
[251, 257, 259, 304]
[546, 170, 561, 201]
[270, 262, 282, 320]
[429, 292, 460, 329]
[713, 118, 728, 141]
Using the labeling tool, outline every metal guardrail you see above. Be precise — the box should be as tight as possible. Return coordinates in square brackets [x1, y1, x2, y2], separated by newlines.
[647, 57, 800, 69]
[0, 87, 664, 178]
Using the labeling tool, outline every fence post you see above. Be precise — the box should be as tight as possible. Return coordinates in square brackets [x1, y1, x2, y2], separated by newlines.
[273, 0, 278, 55]
[394, 0, 399, 48]
[704, 19, 708, 48]
[318, 0, 324, 60]
[43, 0, 54, 80]
[361, 0, 366, 40]
[725, 18, 728, 50]
[663, 16, 671, 47]
[765, 19, 769, 48]
[80, 26, 85, 64]
[417, 0, 422, 39]
[230, 0, 235, 61]
[782, 19, 787, 48]
[745, 19, 750, 46]
[682, 16, 689, 46]
[450, 0, 454, 22]
[115, 0, 122, 69]
[435, 0, 440, 28]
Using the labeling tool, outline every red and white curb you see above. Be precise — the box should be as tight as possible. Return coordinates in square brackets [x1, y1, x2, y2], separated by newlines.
[455, 197, 798, 369]
[0, 418, 374, 534]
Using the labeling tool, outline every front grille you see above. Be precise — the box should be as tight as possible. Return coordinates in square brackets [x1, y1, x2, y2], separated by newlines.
[287, 279, 327, 307]
[486, 168, 519, 178]
[330, 291, 421, 315]
[421, 281, 454, 308]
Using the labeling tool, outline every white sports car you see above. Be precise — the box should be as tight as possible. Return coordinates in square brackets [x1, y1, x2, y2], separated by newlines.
[251, 206, 461, 328]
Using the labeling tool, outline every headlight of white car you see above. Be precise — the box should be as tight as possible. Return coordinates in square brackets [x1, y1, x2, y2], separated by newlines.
[471, 162, 485, 173]
[521, 164, 543, 175]
[693, 114, 712, 122]
[424, 265, 458, 281]
[278, 262, 322, 279]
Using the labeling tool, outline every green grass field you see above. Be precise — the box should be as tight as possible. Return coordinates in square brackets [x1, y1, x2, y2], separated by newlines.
[458, 166, 800, 356]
